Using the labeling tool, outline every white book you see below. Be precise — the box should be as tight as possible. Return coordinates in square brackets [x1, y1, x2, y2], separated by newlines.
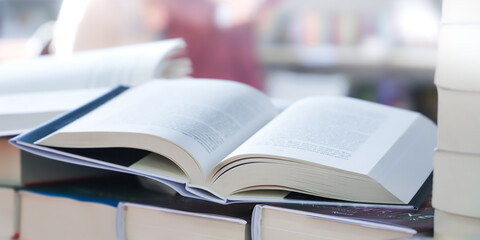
[0, 39, 188, 137]
[435, 24, 480, 92]
[0, 38, 188, 94]
[434, 208, 480, 240]
[436, 86, 480, 154]
[117, 202, 248, 240]
[432, 149, 480, 218]
[18, 191, 117, 240]
[251, 205, 433, 240]
[12, 79, 437, 206]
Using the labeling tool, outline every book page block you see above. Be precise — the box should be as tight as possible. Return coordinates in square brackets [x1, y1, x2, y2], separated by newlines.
[437, 87, 480, 154]
[434, 209, 480, 239]
[432, 150, 480, 218]
[435, 25, 480, 91]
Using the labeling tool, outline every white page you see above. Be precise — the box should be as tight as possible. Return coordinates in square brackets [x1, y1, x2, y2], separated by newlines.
[0, 88, 111, 135]
[41, 80, 276, 178]
[225, 96, 417, 175]
[0, 88, 111, 114]
[0, 39, 185, 94]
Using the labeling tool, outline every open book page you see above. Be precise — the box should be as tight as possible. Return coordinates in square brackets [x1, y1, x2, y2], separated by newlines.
[0, 39, 186, 94]
[222, 96, 419, 175]
[0, 88, 112, 136]
[37, 80, 276, 184]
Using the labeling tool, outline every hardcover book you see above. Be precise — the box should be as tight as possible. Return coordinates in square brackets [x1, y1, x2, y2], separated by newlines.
[251, 205, 434, 240]
[21, 175, 254, 240]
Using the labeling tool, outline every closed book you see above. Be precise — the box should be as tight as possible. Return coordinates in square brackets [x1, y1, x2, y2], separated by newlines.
[251, 205, 434, 240]
[432, 149, 480, 218]
[436, 86, 480, 154]
[435, 24, 480, 92]
[434, 208, 480, 240]
[22, 175, 255, 240]
[118, 203, 249, 240]
[19, 190, 117, 240]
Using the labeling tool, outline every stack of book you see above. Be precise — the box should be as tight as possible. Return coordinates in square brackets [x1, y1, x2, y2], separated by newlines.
[1, 40, 438, 239]
[0, 38, 190, 240]
[3, 173, 436, 240]
[433, 0, 480, 238]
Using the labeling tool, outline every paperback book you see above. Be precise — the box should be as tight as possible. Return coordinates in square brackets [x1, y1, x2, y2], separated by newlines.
[11, 79, 436, 207]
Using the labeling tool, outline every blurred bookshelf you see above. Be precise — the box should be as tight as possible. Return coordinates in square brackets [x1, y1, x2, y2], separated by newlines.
[0, 0, 441, 121]
[259, 45, 436, 77]
[255, 0, 440, 121]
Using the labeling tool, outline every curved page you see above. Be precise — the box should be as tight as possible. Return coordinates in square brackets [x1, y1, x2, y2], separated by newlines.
[36, 79, 276, 186]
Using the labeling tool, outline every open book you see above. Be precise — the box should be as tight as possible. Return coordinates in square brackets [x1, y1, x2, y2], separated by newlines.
[0, 38, 188, 94]
[11, 79, 436, 206]
[0, 39, 189, 136]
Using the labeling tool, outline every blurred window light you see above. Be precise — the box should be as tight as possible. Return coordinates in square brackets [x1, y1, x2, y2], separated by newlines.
[442, 0, 480, 23]
[393, 0, 439, 46]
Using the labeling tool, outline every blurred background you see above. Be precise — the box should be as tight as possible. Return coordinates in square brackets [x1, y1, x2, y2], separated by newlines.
[0, 0, 440, 121]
